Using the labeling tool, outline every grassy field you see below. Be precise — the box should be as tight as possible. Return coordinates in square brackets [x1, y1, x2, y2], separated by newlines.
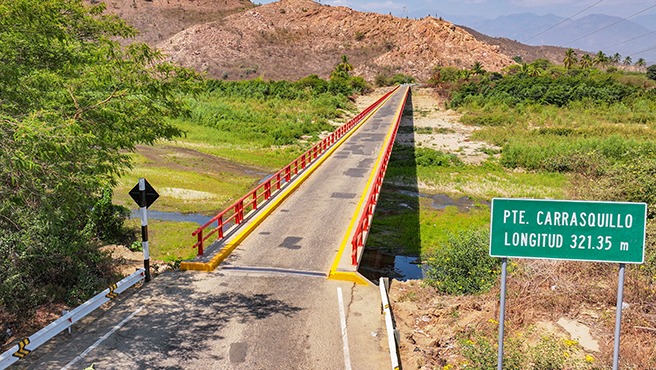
[113, 79, 356, 262]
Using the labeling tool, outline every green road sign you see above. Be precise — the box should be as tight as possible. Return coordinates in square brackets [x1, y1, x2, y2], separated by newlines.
[490, 199, 646, 263]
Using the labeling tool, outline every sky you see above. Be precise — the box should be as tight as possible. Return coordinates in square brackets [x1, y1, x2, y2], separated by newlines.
[256, 0, 655, 21]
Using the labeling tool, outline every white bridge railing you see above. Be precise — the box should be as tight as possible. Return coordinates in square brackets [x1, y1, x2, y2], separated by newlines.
[0, 268, 145, 369]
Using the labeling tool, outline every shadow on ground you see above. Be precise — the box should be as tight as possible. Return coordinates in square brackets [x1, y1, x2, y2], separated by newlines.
[358, 88, 422, 282]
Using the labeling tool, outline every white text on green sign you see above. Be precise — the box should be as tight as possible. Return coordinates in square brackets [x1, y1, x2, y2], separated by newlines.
[489, 199, 646, 263]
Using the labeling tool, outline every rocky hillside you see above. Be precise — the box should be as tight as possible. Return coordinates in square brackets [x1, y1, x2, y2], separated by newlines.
[97, 0, 254, 44]
[150, 0, 515, 81]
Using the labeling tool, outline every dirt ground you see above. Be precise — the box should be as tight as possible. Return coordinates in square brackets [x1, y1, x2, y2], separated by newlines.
[397, 87, 493, 165]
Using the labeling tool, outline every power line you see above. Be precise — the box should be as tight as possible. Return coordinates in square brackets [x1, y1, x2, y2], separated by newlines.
[600, 29, 656, 50]
[524, 0, 605, 43]
[626, 44, 656, 58]
[565, 4, 656, 44]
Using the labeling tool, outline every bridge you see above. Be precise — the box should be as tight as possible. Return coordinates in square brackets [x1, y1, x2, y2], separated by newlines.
[16, 85, 411, 369]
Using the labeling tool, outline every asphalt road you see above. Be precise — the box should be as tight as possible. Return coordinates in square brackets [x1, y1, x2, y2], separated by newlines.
[18, 86, 409, 370]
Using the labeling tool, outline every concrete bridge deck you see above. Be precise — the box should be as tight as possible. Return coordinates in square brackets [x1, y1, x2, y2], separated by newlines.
[20, 85, 410, 370]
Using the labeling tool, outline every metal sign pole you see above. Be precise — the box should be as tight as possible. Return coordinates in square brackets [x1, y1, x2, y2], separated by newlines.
[497, 257, 508, 370]
[612, 263, 626, 370]
[139, 178, 151, 282]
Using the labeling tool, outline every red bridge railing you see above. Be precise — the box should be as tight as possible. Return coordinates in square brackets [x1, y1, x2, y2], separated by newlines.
[351, 86, 409, 265]
[191, 86, 400, 256]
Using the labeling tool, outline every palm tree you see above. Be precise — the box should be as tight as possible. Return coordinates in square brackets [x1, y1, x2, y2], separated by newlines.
[332, 55, 353, 79]
[580, 54, 593, 69]
[563, 48, 578, 70]
[636, 58, 647, 70]
[593, 51, 608, 68]
[611, 53, 621, 65]
[470, 61, 486, 75]
[623, 56, 633, 66]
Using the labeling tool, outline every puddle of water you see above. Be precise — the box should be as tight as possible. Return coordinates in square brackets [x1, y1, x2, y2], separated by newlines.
[358, 249, 423, 283]
[130, 210, 213, 225]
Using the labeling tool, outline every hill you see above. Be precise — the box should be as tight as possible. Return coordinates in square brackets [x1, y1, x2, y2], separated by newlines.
[151, 0, 514, 81]
[96, 0, 254, 44]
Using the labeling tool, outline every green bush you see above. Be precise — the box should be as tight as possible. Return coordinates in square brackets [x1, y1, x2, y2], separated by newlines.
[460, 334, 497, 370]
[450, 73, 641, 108]
[414, 147, 463, 167]
[647, 65, 656, 81]
[602, 159, 656, 218]
[374, 73, 415, 87]
[424, 229, 501, 295]
[86, 188, 132, 244]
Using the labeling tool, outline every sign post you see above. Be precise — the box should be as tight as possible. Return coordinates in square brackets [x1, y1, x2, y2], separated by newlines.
[129, 178, 159, 282]
[489, 198, 646, 370]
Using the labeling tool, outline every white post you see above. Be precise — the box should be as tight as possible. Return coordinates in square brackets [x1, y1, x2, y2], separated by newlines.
[139, 178, 151, 282]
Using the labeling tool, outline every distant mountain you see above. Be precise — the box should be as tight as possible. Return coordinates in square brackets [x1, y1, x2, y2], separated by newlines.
[409, 9, 656, 64]
[632, 14, 656, 32]
[459, 26, 585, 66]
[472, 12, 565, 43]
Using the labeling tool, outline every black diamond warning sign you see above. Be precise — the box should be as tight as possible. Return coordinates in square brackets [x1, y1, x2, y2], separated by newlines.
[129, 178, 159, 208]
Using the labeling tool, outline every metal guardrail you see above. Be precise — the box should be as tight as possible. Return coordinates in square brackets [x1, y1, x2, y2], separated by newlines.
[191, 86, 401, 255]
[0, 269, 145, 369]
[351, 86, 410, 265]
[380, 277, 401, 370]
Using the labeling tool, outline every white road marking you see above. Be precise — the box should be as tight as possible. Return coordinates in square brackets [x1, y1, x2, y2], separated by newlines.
[337, 287, 352, 370]
[61, 306, 143, 370]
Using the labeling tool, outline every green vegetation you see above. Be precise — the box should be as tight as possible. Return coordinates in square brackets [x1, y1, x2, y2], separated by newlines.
[125, 219, 198, 262]
[648, 64, 656, 81]
[0, 0, 371, 324]
[458, 330, 598, 370]
[375, 72, 416, 87]
[0, 0, 198, 316]
[448, 59, 656, 214]
[424, 229, 501, 295]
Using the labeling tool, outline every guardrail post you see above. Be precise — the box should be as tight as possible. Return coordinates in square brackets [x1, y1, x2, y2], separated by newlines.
[236, 202, 243, 224]
[197, 231, 203, 256]
[264, 181, 271, 200]
[218, 216, 224, 239]
[253, 192, 258, 210]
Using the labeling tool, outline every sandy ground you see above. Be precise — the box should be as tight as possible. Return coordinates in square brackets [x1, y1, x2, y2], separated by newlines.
[398, 87, 494, 165]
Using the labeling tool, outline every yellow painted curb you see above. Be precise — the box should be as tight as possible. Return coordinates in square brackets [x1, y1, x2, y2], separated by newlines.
[180, 88, 395, 272]
[328, 86, 409, 284]
[327, 271, 370, 286]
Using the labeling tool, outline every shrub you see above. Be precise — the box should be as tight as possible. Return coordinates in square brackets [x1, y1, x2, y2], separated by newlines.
[424, 229, 502, 295]
[647, 65, 656, 81]
[86, 188, 132, 244]
[414, 148, 463, 167]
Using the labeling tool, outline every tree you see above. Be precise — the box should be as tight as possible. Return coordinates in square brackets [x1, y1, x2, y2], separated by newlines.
[331, 55, 353, 79]
[636, 58, 647, 70]
[563, 48, 578, 70]
[647, 65, 656, 81]
[470, 61, 486, 75]
[611, 53, 622, 65]
[593, 51, 608, 68]
[623, 56, 633, 66]
[580, 54, 593, 69]
[0, 0, 199, 316]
